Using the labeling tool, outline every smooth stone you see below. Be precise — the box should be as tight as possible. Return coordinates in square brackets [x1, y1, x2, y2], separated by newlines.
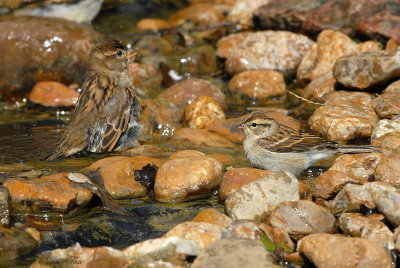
[375, 152, 400, 187]
[184, 96, 225, 129]
[0, 187, 10, 227]
[371, 116, 400, 142]
[0, 227, 38, 263]
[128, 63, 163, 98]
[219, 167, 274, 203]
[154, 154, 224, 203]
[225, 30, 314, 74]
[324, 91, 374, 108]
[297, 234, 392, 268]
[4, 173, 93, 213]
[28, 81, 78, 107]
[171, 128, 235, 148]
[136, 18, 172, 31]
[269, 200, 336, 240]
[168, 149, 206, 159]
[191, 238, 276, 268]
[140, 98, 182, 137]
[333, 48, 400, 89]
[31, 243, 127, 268]
[372, 132, 400, 155]
[228, 70, 286, 105]
[308, 105, 379, 143]
[301, 72, 335, 102]
[225, 171, 299, 220]
[0, 16, 103, 102]
[163, 221, 229, 249]
[338, 213, 394, 250]
[123, 236, 198, 267]
[373, 80, 400, 118]
[370, 182, 400, 227]
[330, 183, 375, 215]
[168, 4, 230, 27]
[192, 208, 232, 230]
[216, 32, 252, 58]
[86, 156, 162, 199]
[297, 43, 318, 87]
[158, 78, 226, 108]
[226, 0, 270, 29]
[209, 115, 247, 142]
[229, 219, 294, 251]
[313, 170, 360, 199]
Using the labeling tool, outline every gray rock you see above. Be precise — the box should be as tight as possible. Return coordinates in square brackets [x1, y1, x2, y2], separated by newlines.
[191, 238, 278, 268]
[225, 171, 299, 220]
[330, 183, 375, 215]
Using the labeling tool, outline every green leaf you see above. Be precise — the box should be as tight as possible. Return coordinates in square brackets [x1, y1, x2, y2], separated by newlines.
[260, 234, 276, 253]
[277, 242, 293, 253]
[226, 166, 233, 171]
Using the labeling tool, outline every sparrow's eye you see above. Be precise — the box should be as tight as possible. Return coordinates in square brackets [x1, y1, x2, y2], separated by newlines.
[251, 123, 257, 127]
[116, 50, 122, 56]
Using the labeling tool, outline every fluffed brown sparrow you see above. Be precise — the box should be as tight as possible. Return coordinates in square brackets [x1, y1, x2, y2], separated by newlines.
[47, 39, 142, 160]
[239, 111, 378, 176]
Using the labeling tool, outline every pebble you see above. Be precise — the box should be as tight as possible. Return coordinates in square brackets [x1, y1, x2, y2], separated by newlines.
[28, 81, 78, 107]
[373, 80, 400, 119]
[192, 208, 232, 230]
[184, 96, 225, 129]
[171, 127, 235, 148]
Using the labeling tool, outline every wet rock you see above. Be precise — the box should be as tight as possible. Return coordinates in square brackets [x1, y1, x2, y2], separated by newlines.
[141, 98, 182, 137]
[333, 48, 400, 89]
[0, 226, 38, 263]
[123, 236, 198, 267]
[216, 32, 252, 58]
[225, 31, 314, 74]
[373, 80, 400, 119]
[228, 70, 286, 105]
[154, 154, 224, 202]
[313, 170, 360, 199]
[370, 182, 400, 227]
[330, 183, 375, 215]
[158, 78, 226, 108]
[0, 187, 10, 227]
[219, 167, 274, 203]
[0, 16, 103, 102]
[4, 173, 93, 213]
[269, 200, 336, 240]
[297, 43, 318, 87]
[168, 149, 206, 159]
[28, 81, 78, 107]
[375, 152, 400, 187]
[192, 208, 232, 230]
[338, 213, 393, 249]
[308, 105, 379, 143]
[171, 128, 235, 148]
[184, 96, 225, 129]
[163, 221, 229, 249]
[301, 72, 335, 102]
[191, 238, 275, 268]
[128, 63, 163, 99]
[31, 243, 127, 268]
[229, 220, 294, 251]
[329, 152, 384, 182]
[86, 156, 162, 199]
[168, 4, 230, 27]
[324, 91, 374, 108]
[387, 39, 399, 50]
[136, 18, 172, 31]
[225, 171, 299, 220]
[372, 132, 400, 155]
[371, 116, 400, 142]
[226, 0, 270, 30]
[209, 115, 247, 142]
[297, 233, 392, 268]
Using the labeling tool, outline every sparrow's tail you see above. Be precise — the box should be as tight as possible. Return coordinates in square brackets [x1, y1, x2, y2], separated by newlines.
[337, 145, 380, 154]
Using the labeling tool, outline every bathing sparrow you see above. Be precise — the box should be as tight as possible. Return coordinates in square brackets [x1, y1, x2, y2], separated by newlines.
[240, 111, 378, 176]
[47, 39, 142, 160]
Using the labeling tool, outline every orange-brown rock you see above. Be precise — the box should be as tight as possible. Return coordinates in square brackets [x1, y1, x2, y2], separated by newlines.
[184, 96, 225, 129]
[171, 128, 235, 149]
[158, 78, 226, 108]
[301, 72, 335, 102]
[372, 132, 400, 154]
[168, 4, 230, 27]
[375, 152, 400, 187]
[297, 43, 318, 87]
[128, 63, 163, 98]
[324, 91, 374, 108]
[86, 156, 162, 199]
[313, 170, 360, 199]
[4, 173, 93, 213]
[386, 39, 399, 50]
[163, 221, 228, 249]
[28, 81, 78, 107]
[0, 226, 38, 262]
[192, 208, 232, 229]
[308, 105, 378, 143]
[219, 167, 274, 203]
[373, 79, 400, 119]
[136, 18, 172, 31]
[216, 32, 252, 58]
[228, 70, 286, 105]
[168, 150, 206, 160]
[227, 0, 270, 29]
[154, 154, 224, 203]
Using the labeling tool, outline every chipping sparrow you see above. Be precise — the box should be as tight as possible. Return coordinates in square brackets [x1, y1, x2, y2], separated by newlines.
[240, 111, 378, 176]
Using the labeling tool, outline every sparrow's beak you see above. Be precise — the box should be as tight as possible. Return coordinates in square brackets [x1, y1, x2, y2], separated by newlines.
[238, 124, 246, 130]
[127, 49, 139, 62]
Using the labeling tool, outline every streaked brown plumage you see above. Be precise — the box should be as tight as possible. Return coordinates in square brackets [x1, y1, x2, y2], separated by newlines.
[240, 111, 378, 176]
[47, 39, 142, 160]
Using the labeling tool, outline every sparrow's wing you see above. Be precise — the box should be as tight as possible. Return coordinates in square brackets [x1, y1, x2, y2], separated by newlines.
[258, 126, 336, 153]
